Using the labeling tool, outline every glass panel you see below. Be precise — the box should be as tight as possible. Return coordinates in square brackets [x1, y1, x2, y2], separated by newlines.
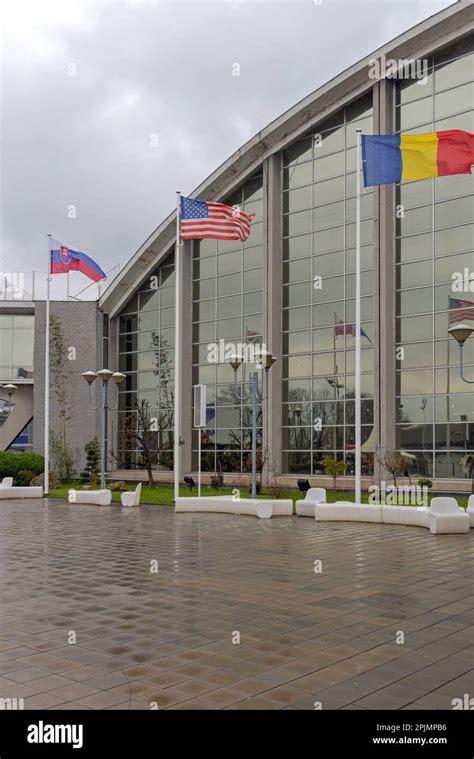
[435, 83, 474, 120]
[283, 258, 312, 283]
[283, 210, 312, 237]
[435, 196, 474, 229]
[314, 151, 345, 181]
[313, 175, 345, 206]
[282, 136, 312, 166]
[217, 273, 241, 297]
[282, 162, 313, 190]
[283, 186, 312, 213]
[283, 234, 312, 260]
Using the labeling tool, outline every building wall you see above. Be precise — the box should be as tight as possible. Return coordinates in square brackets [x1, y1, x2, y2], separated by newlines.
[106, 25, 474, 488]
[33, 301, 103, 474]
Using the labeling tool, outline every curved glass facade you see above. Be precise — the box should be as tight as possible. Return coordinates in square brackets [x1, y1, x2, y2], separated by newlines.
[191, 174, 264, 473]
[117, 253, 175, 470]
[281, 93, 375, 475]
[395, 36, 474, 479]
[110, 29, 473, 484]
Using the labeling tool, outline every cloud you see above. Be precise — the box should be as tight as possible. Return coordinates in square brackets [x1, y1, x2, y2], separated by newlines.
[0, 0, 455, 280]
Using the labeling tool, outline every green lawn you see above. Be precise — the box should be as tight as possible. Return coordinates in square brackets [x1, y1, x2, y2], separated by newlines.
[47, 482, 469, 510]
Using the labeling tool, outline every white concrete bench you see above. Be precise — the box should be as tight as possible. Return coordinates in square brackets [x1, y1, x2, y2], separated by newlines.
[428, 497, 470, 535]
[0, 486, 43, 499]
[296, 488, 326, 517]
[68, 489, 112, 506]
[467, 495, 474, 528]
[175, 496, 292, 519]
[121, 483, 142, 507]
[313, 499, 469, 534]
[316, 501, 383, 523]
[382, 505, 430, 528]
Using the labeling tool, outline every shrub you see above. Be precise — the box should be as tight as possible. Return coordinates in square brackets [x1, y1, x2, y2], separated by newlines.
[15, 469, 36, 486]
[210, 472, 224, 490]
[81, 436, 100, 486]
[418, 477, 433, 489]
[0, 451, 44, 481]
[321, 456, 348, 491]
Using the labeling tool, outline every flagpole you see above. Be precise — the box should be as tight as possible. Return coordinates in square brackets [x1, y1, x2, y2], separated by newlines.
[174, 191, 182, 502]
[44, 233, 52, 496]
[355, 129, 362, 503]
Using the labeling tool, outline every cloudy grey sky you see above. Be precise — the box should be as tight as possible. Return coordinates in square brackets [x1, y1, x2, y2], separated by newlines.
[0, 0, 455, 294]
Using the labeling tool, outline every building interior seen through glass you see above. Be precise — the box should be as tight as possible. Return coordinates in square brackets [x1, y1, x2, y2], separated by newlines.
[192, 174, 264, 473]
[118, 254, 175, 470]
[281, 93, 375, 476]
[395, 36, 474, 479]
[113, 37, 473, 480]
[0, 315, 34, 381]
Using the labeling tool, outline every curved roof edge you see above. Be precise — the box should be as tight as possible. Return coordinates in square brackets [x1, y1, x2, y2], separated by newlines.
[100, 0, 472, 316]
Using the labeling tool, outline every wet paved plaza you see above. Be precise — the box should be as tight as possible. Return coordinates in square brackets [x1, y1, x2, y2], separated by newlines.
[0, 497, 473, 710]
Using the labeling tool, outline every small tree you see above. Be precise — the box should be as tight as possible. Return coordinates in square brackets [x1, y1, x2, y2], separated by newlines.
[50, 430, 76, 483]
[377, 449, 412, 487]
[81, 436, 100, 487]
[321, 456, 348, 492]
[110, 399, 173, 487]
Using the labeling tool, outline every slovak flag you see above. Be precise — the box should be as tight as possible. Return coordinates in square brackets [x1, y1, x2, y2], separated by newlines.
[50, 243, 106, 283]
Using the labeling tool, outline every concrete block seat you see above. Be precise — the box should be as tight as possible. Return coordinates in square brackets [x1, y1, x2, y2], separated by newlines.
[428, 497, 470, 535]
[316, 501, 383, 523]
[467, 495, 474, 528]
[382, 505, 430, 528]
[175, 496, 293, 519]
[313, 498, 469, 534]
[121, 483, 142, 507]
[0, 482, 43, 498]
[296, 488, 326, 517]
[68, 489, 112, 506]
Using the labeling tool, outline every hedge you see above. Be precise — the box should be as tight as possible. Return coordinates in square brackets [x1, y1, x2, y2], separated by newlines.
[0, 452, 44, 483]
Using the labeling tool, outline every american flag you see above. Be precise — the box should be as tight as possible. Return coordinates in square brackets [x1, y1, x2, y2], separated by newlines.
[180, 196, 255, 241]
[448, 296, 474, 324]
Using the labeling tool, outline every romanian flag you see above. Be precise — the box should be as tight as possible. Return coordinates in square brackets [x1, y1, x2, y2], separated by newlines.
[362, 130, 474, 187]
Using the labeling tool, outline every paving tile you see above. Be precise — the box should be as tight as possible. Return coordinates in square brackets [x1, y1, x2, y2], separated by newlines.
[0, 497, 472, 711]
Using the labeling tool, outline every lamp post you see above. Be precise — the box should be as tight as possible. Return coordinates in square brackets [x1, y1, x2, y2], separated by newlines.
[226, 349, 277, 498]
[0, 384, 18, 421]
[448, 323, 474, 384]
[81, 370, 126, 488]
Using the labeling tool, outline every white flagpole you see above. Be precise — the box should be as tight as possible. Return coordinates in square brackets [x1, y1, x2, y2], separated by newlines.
[173, 191, 182, 501]
[355, 128, 362, 504]
[44, 233, 52, 496]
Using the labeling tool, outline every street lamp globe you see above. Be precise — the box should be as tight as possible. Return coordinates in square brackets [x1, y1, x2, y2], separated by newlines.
[255, 349, 277, 371]
[227, 354, 243, 373]
[2, 383, 18, 396]
[81, 371, 97, 384]
[111, 372, 127, 385]
[96, 369, 114, 382]
[448, 323, 474, 346]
